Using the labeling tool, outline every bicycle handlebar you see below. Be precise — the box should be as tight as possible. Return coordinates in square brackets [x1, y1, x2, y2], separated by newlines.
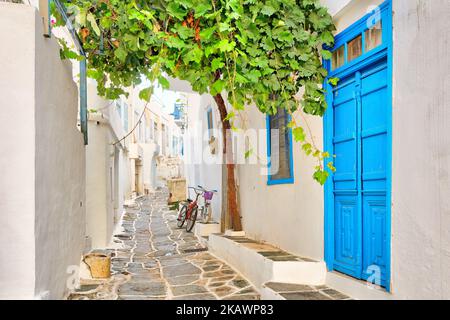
[189, 186, 218, 193]
[197, 185, 218, 193]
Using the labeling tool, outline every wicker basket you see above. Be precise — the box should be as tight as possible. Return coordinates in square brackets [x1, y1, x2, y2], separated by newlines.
[84, 253, 111, 279]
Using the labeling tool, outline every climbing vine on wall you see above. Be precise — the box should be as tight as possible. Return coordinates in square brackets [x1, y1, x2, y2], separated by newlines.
[56, 0, 336, 183]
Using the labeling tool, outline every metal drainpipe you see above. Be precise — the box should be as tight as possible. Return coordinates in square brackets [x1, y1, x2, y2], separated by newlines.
[48, 0, 89, 145]
[79, 58, 88, 145]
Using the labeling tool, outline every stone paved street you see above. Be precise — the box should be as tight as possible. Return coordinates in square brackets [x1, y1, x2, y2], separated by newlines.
[68, 189, 260, 300]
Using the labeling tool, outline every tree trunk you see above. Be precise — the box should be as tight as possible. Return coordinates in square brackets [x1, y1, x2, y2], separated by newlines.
[220, 162, 229, 233]
[213, 93, 243, 231]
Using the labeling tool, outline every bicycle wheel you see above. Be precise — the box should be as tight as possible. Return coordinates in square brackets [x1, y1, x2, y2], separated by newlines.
[201, 205, 211, 224]
[177, 204, 188, 228]
[186, 206, 198, 233]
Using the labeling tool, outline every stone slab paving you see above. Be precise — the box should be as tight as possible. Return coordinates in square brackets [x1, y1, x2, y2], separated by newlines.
[223, 236, 316, 262]
[264, 282, 351, 300]
[68, 189, 259, 300]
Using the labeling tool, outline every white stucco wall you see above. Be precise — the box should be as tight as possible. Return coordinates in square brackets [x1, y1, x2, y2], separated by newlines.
[142, 143, 159, 190]
[0, 3, 38, 300]
[86, 116, 113, 248]
[320, 0, 352, 16]
[390, 0, 450, 299]
[235, 105, 325, 261]
[329, 0, 385, 33]
[198, 95, 223, 223]
[0, 4, 86, 299]
[85, 85, 131, 249]
[184, 94, 223, 223]
[114, 147, 131, 223]
[34, 22, 86, 299]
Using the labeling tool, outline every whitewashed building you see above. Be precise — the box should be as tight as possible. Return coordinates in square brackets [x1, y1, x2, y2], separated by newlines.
[183, 94, 224, 224]
[128, 84, 185, 194]
[1, 0, 449, 301]
[84, 87, 132, 249]
[85, 83, 185, 250]
[0, 2, 86, 299]
[0, 0, 185, 298]
[182, 0, 450, 300]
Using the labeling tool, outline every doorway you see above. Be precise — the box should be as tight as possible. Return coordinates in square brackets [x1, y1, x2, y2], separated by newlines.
[324, 1, 392, 289]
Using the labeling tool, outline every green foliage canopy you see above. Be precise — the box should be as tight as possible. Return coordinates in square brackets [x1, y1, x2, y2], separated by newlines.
[56, 0, 337, 184]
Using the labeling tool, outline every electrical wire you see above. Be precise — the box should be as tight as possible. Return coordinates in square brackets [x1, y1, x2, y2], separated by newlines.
[111, 101, 150, 146]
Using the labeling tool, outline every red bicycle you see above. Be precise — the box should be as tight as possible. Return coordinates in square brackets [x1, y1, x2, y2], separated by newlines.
[177, 186, 215, 232]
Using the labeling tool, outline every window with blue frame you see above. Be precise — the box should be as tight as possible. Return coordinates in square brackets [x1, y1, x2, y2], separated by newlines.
[267, 107, 294, 185]
[206, 107, 214, 140]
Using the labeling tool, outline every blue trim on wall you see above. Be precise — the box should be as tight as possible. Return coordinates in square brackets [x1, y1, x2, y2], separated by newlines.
[206, 107, 213, 130]
[266, 113, 294, 186]
[323, 0, 393, 292]
[206, 106, 214, 140]
[51, 0, 89, 145]
[326, 0, 390, 78]
[385, 0, 393, 293]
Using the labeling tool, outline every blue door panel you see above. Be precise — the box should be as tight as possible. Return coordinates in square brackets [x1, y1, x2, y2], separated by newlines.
[361, 64, 388, 140]
[361, 91, 387, 134]
[333, 195, 361, 277]
[334, 101, 356, 140]
[333, 79, 356, 106]
[361, 62, 387, 90]
[362, 138, 387, 193]
[362, 135, 387, 179]
[333, 75, 358, 192]
[362, 195, 387, 287]
[333, 141, 357, 189]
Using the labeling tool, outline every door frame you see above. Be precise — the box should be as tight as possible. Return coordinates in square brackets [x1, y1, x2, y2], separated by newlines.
[323, 0, 393, 291]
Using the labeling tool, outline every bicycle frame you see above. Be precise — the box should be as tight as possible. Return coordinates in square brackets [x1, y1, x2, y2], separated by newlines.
[179, 186, 217, 229]
[198, 189, 216, 223]
[185, 188, 203, 220]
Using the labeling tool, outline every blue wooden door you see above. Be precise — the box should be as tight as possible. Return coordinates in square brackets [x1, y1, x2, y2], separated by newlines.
[360, 60, 389, 286]
[330, 58, 389, 287]
[332, 71, 361, 279]
[324, 0, 392, 289]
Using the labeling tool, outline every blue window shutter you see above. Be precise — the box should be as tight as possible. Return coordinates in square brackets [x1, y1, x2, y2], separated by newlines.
[266, 107, 294, 185]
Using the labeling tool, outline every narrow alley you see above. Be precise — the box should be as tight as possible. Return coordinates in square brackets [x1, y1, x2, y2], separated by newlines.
[68, 189, 260, 300]
[3, 0, 450, 303]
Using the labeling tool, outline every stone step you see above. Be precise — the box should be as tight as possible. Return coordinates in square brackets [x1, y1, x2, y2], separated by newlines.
[198, 236, 209, 247]
[261, 282, 352, 300]
[194, 221, 221, 237]
[208, 234, 327, 292]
